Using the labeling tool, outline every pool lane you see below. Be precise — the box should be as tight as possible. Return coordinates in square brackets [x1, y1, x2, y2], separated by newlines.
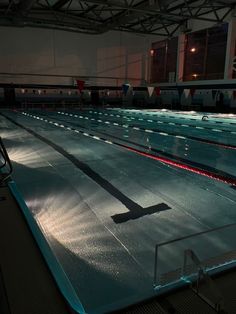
[58, 111, 236, 149]
[88, 109, 236, 133]
[28, 109, 236, 178]
[92, 109, 236, 143]
[18, 110, 236, 186]
[111, 108, 236, 127]
[1, 110, 236, 313]
[57, 108, 236, 148]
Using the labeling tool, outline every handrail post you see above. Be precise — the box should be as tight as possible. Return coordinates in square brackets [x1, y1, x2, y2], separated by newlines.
[0, 137, 13, 184]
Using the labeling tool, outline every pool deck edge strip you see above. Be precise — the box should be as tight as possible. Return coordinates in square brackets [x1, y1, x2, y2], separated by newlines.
[8, 181, 86, 314]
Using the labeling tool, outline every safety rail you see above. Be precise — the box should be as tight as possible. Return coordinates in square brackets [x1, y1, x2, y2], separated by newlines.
[154, 222, 236, 292]
[0, 137, 12, 185]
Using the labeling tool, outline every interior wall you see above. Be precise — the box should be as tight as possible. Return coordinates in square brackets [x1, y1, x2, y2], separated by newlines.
[0, 27, 158, 86]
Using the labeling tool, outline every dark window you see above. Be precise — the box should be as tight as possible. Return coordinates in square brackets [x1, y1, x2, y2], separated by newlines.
[183, 23, 228, 81]
[232, 39, 236, 78]
[150, 37, 178, 83]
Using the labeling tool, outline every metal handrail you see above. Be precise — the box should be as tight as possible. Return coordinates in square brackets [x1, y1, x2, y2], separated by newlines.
[0, 153, 7, 169]
[154, 221, 236, 287]
[0, 137, 13, 184]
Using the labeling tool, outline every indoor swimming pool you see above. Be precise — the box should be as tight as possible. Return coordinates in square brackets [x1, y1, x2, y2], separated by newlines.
[0, 108, 236, 313]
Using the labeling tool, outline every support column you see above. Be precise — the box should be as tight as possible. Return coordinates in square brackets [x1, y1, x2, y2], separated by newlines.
[224, 17, 236, 80]
[176, 34, 186, 82]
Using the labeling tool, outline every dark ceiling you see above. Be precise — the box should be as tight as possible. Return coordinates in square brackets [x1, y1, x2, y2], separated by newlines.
[0, 0, 235, 36]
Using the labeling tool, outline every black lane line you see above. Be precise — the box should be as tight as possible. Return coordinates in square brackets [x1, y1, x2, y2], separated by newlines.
[34, 111, 236, 182]
[60, 110, 236, 150]
[1, 112, 171, 223]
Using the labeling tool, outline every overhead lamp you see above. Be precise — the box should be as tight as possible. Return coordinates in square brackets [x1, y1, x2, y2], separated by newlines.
[150, 49, 155, 56]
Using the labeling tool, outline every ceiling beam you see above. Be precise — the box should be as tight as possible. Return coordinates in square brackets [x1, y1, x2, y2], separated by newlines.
[0, 0, 233, 36]
[16, 0, 37, 15]
[52, 0, 70, 10]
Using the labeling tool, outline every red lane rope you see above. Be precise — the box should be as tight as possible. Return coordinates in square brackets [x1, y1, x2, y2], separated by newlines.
[194, 138, 236, 150]
[120, 144, 236, 187]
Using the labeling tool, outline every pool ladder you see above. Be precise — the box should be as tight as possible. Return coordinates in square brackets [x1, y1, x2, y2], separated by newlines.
[0, 137, 12, 185]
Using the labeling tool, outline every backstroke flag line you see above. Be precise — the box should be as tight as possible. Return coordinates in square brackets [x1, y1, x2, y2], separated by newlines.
[147, 86, 155, 97]
[155, 87, 161, 96]
[227, 90, 233, 99]
[76, 80, 85, 93]
[122, 83, 131, 96]
[190, 88, 196, 98]
[184, 89, 190, 98]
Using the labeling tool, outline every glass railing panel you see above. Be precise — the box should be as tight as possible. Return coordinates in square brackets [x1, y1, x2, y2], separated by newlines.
[154, 223, 236, 289]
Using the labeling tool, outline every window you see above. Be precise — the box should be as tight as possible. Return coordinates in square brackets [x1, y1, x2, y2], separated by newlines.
[183, 23, 228, 81]
[150, 37, 178, 83]
[232, 38, 236, 78]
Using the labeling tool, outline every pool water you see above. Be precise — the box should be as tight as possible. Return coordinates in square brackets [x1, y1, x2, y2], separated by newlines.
[1, 108, 236, 313]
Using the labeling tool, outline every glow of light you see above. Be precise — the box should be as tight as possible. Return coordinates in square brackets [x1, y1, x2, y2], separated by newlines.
[190, 47, 196, 52]
[192, 73, 198, 78]
[150, 49, 155, 56]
